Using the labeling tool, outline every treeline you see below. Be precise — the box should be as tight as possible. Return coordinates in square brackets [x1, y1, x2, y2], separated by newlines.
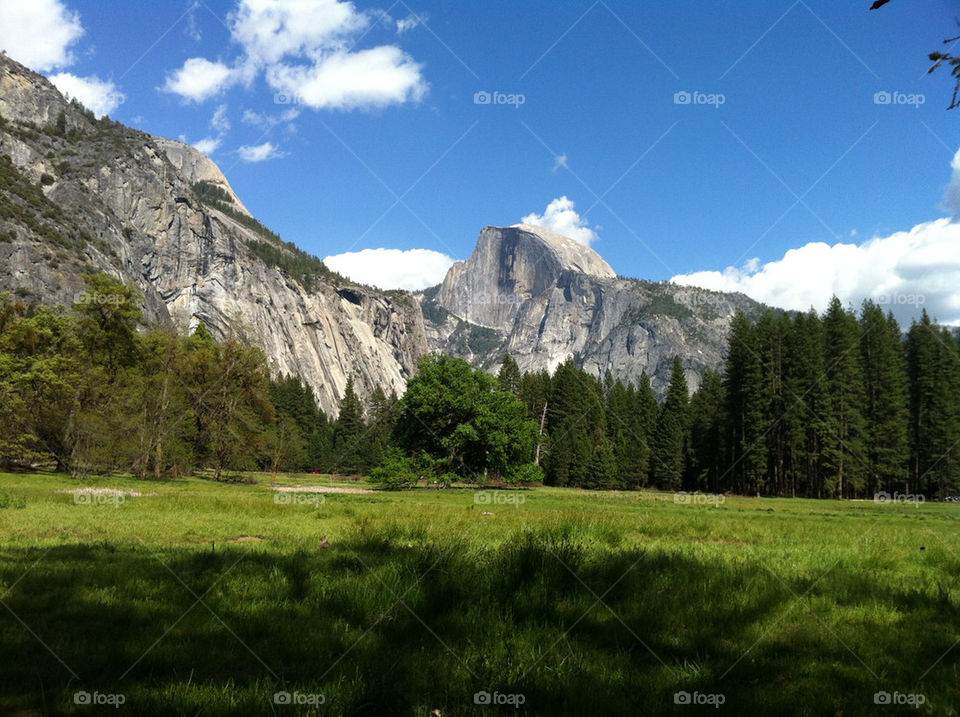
[4, 276, 957, 500]
[0, 274, 394, 479]
[500, 297, 960, 499]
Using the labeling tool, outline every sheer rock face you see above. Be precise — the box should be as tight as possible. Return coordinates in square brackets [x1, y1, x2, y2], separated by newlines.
[1, 53, 766, 410]
[426, 226, 766, 396]
[436, 224, 616, 332]
[0, 55, 426, 416]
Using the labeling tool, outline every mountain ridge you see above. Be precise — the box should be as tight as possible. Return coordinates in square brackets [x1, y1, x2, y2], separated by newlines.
[1, 53, 768, 406]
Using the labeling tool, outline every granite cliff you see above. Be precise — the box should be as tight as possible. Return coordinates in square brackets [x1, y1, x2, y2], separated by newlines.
[422, 224, 767, 395]
[1, 53, 767, 409]
[0, 54, 426, 416]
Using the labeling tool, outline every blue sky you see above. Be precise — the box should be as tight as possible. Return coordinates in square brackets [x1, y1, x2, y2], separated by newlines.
[2, 0, 959, 323]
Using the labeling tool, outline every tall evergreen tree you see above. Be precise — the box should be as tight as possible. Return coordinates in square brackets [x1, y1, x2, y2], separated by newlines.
[497, 353, 522, 396]
[723, 312, 767, 495]
[781, 310, 828, 497]
[332, 376, 366, 474]
[821, 297, 868, 498]
[859, 301, 909, 495]
[651, 357, 689, 490]
[687, 367, 725, 493]
[907, 312, 960, 497]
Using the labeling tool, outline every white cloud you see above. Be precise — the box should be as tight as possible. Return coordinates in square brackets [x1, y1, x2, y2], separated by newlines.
[0, 0, 83, 71]
[521, 196, 598, 247]
[323, 248, 455, 290]
[395, 14, 424, 34]
[210, 103, 230, 133]
[943, 146, 960, 216]
[237, 141, 283, 162]
[48, 72, 124, 117]
[193, 137, 221, 154]
[241, 107, 300, 129]
[230, 0, 366, 66]
[670, 217, 960, 325]
[163, 57, 234, 102]
[267, 46, 426, 110]
[161, 0, 427, 111]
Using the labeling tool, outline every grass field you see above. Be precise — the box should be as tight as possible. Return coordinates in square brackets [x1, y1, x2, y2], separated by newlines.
[0, 472, 958, 715]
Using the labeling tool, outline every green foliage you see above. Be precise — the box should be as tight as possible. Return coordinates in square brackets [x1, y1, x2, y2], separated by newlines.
[191, 180, 233, 205]
[0, 155, 73, 248]
[369, 446, 421, 488]
[419, 297, 449, 324]
[651, 357, 689, 490]
[390, 354, 539, 482]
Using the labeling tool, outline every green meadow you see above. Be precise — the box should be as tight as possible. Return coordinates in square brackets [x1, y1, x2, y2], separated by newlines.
[0, 472, 958, 715]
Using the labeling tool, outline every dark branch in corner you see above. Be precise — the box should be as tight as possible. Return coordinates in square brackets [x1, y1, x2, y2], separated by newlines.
[871, 0, 960, 109]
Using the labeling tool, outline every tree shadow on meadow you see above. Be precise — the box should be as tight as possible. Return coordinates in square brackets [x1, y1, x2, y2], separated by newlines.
[0, 527, 957, 716]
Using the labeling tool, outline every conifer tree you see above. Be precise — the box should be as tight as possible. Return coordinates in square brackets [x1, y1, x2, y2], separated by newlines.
[651, 356, 689, 490]
[859, 301, 909, 495]
[332, 376, 366, 474]
[821, 297, 868, 498]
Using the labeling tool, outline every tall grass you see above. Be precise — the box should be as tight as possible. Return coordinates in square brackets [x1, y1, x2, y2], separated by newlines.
[0, 473, 957, 714]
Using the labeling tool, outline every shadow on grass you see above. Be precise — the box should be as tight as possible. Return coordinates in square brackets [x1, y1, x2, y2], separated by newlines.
[0, 525, 957, 716]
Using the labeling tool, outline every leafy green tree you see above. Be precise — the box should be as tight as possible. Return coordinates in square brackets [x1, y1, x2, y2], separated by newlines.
[188, 333, 274, 481]
[391, 354, 539, 481]
[72, 273, 142, 372]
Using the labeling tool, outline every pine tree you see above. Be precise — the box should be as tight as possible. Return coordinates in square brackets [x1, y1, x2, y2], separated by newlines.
[821, 297, 868, 498]
[859, 302, 909, 495]
[907, 313, 960, 497]
[497, 353, 522, 396]
[723, 312, 767, 495]
[332, 376, 366, 474]
[687, 367, 725, 493]
[781, 310, 828, 497]
[651, 357, 689, 490]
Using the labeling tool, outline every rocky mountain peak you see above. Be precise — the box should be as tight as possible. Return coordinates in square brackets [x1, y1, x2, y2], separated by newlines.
[506, 223, 616, 279]
[435, 224, 616, 332]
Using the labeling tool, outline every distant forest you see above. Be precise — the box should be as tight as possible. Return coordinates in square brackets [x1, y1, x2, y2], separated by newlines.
[1, 275, 957, 500]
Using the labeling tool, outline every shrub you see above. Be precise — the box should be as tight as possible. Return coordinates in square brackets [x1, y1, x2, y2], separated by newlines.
[370, 447, 420, 490]
[512, 462, 544, 485]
